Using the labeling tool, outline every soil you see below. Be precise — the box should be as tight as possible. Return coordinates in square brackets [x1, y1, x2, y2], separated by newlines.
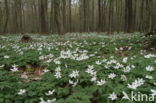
[20, 35, 32, 42]
[143, 38, 156, 51]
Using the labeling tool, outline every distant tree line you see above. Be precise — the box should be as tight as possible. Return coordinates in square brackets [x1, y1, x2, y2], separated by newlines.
[0, 0, 156, 34]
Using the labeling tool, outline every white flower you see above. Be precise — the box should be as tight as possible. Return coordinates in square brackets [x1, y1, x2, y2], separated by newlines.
[39, 56, 44, 60]
[88, 65, 94, 69]
[4, 55, 10, 59]
[119, 47, 123, 51]
[107, 60, 117, 65]
[85, 67, 96, 76]
[54, 72, 61, 79]
[144, 54, 156, 58]
[131, 65, 135, 69]
[69, 70, 79, 78]
[18, 89, 26, 95]
[123, 57, 128, 63]
[96, 61, 102, 65]
[69, 80, 73, 84]
[46, 59, 52, 63]
[128, 78, 145, 90]
[97, 79, 106, 86]
[39, 98, 56, 103]
[102, 59, 107, 62]
[0, 65, 4, 68]
[128, 47, 132, 50]
[115, 48, 118, 51]
[116, 63, 124, 68]
[54, 59, 61, 64]
[10, 64, 18, 72]
[12, 64, 18, 68]
[38, 48, 42, 51]
[48, 54, 54, 58]
[145, 66, 154, 72]
[120, 75, 127, 81]
[10, 68, 18, 72]
[145, 75, 153, 79]
[65, 64, 68, 68]
[123, 66, 131, 73]
[43, 69, 49, 73]
[60, 50, 72, 59]
[91, 76, 97, 82]
[76, 54, 89, 61]
[108, 92, 117, 101]
[104, 65, 109, 69]
[54, 66, 62, 79]
[55, 66, 61, 72]
[86, 68, 94, 74]
[108, 73, 116, 79]
[151, 89, 156, 96]
[69, 79, 79, 87]
[45, 90, 55, 96]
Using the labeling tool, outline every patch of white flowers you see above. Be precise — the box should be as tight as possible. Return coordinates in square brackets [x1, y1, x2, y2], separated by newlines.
[108, 92, 117, 100]
[145, 75, 153, 79]
[108, 73, 116, 79]
[60, 49, 90, 61]
[18, 89, 26, 95]
[69, 79, 79, 87]
[120, 75, 127, 81]
[54, 66, 62, 79]
[45, 90, 55, 96]
[96, 79, 106, 86]
[85, 65, 97, 82]
[128, 78, 145, 90]
[145, 66, 154, 72]
[4, 55, 10, 59]
[69, 70, 79, 78]
[10, 64, 19, 72]
[39, 98, 56, 103]
[1, 35, 156, 102]
[144, 54, 156, 58]
[85, 65, 97, 76]
[122, 57, 128, 63]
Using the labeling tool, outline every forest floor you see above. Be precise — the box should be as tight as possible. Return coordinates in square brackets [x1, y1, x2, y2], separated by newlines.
[0, 33, 156, 103]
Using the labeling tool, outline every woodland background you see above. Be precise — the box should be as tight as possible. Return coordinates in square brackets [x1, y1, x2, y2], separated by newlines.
[0, 0, 156, 34]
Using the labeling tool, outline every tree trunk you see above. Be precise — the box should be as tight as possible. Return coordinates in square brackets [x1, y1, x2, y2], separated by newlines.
[125, 0, 133, 32]
[54, 0, 64, 34]
[3, 0, 9, 33]
[39, 0, 48, 34]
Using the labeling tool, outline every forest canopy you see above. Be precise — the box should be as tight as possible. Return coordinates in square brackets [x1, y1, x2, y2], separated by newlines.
[0, 0, 156, 34]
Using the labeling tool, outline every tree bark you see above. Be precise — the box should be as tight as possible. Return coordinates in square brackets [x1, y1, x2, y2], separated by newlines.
[3, 0, 9, 33]
[54, 0, 64, 34]
[39, 0, 48, 34]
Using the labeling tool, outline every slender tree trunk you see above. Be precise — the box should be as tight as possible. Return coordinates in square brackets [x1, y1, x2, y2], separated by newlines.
[19, 0, 23, 33]
[69, 0, 72, 32]
[3, 0, 9, 33]
[125, 0, 133, 32]
[54, 0, 64, 34]
[0, 2, 3, 34]
[62, 0, 66, 33]
[39, 0, 48, 34]
[98, 0, 101, 32]
[50, 0, 54, 33]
